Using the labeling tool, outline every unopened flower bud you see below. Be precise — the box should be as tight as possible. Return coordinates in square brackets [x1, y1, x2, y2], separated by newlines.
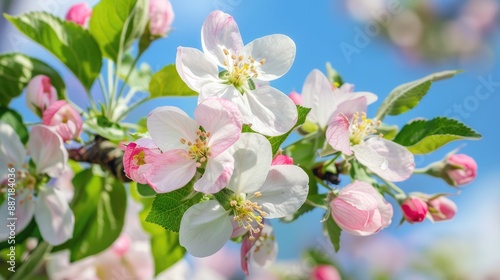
[401, 196, 428, 223]
[111, 234, 131, 257]
[149, 0, 175, 37]
[65, 3, 92, 28]
[446, 154, 477, 186]
[271, 154, 294, 165]
[42, 100, 83, 141]
[26, 75, 58, 117]
[288, 91, 302, 105]
[429, 196, 457, 222]
[311, 265, 342, 280]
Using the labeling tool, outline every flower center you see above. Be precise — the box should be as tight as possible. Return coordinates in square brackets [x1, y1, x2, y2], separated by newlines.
[230, 192, 267, 241]
[253, 230, 275, 254]
[221, 48, 265, 90]
[349, 112, 381, 145]
[180, 129, 212, 167]
[133, 151, 146, 166]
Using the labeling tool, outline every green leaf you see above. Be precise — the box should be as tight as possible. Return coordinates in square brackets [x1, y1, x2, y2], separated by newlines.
[145, 182, 203, 232]
[376, 123, 399, 141]
[9, 242, 51, 280]
[375, 70, 461, 121]
[393, 117, 481, 154]
[324, 217, 341, 252]
[0, 106, 28, 144]
[5, 12, 102, 90]
[136, 182, 157, 197]
[84, 117, 126, 141]
[53, 170, 127, 262]
[89, 0, 148, 61]
[325, 62, 343, 86]
[268, 105, 312, 155]
[149, 64, 198, 98]
[0, 53, 66, 106]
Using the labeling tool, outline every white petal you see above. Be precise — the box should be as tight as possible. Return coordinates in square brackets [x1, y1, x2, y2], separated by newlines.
[365, 138, 415, 182]
[245, 86, 298, 136]
[333, 96, 368, 121]
[301, 70, 336, 128]
[227, 133, 272, 194]
[0, 190, 35, 241]
[194, 150, 234, 194]
[326, 113, 352, 155]
[352, 144, 389, 174]
[35, 187, 75, 245]
[0, 122, 26, 179]
[251, 225, 278, 268]
[201, 10, 244, 66]
[28, 125, 68, 177]
[244, 34, 296, 81]
[194, 98, 242, 157]
[176, 47, 220, 92]
[199, 83, 253, 124]
[146, 150, 197, 193]
[147, 106, 199, 152]
[252, 165, 309, 219]
[179, 200, 232, 257]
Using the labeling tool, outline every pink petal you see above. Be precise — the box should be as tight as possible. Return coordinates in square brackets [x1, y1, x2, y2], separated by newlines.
[326, 113, 352, 155]
[194, 150, 234, 194]
[333, 96, 367, 121]
[145, 150, 197, 193]
[28, 125, 68, 177]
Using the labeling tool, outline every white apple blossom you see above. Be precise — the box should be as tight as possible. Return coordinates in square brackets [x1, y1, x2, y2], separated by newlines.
[176, 10, 298, 136]
[179, 133, 309, 257]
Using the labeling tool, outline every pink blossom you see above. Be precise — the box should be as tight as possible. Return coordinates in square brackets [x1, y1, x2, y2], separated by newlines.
[330, 181, 393, 236]
[271, 154, 294, 165]
[447, 154, 477, 186]
[123, 138, 161, 184]
[42, 100, 83, 141]
[149, 0, 175, 36]
[429, 196, 457, 222]
[401, 196, 428, 223]
[25, 75, 58, 116]
[288, 91, 302, 105]
[311, 265, 342, 280]
[111, 234, 131, 257]
[65, 3, 92, 27]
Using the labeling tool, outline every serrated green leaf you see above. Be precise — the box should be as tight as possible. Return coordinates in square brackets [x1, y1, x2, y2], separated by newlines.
[324, 217, 341, 252]
[149, 64, 198, 98]
[0, 106, 28, 144]
[393, 117, 481, 154]
[268, 105, 311, 155]
[89, 0, 148, 61]
[145, 182, 202, 232]
[375, 70, 461, 121]
[0, 53, 66, 106]
[5, 12, 102, 90]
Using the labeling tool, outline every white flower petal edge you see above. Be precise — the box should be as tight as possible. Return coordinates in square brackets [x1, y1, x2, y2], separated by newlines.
[0, 122, 26, 179]
[227, 133, 272, 194]
[351, 144, 388, 172]
[364, 137, 415, 182]
[176, 47, 219, 92]
[301, 69, 336, 128]
[28, 125, 68, 178]
[0, 190, 35, 241]
[194, 150, 234, 194]
[179, 200, 233, 257]
[34, 187, 75, 245]
[251, 165, 309, 219]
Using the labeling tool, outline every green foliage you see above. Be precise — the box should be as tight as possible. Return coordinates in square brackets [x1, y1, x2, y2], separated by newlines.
[0, 106, 28, 144]
[325, 62, 343, 86]
[324, 216, 342, 253]
[119, 53, 153, 92]
[9, 242, 51, 280]
[145, 181, 203, 232]
[5, 12, 102, 90]
[149, 64, 198, 98]
[0, 53, 66, 106]
[84, 115, 126, 141]
[136, 182, 157, 197]
[54, 169, 127, 262]
[393, 117, 481, 154]
[375, 70, 461, 121]
[268, 105, 311, 155]
[89, 0, 148, 61]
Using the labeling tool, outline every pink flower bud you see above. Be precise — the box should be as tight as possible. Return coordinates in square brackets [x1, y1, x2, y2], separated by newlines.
[123, 138, 161, 184]
[26, 75, 58, 116]
[65, 3, 92, 27]
[311, 265, 342, 280]
[330, 181, 393, 236]
[271, 154, 294, 165]
[149, 0, 175, 37]
[111, 234, 131, 257]
[429, 196, 457, 222]
[42, 100, 83, 141]
[288, 91, 302, 105]
[401, 196, 428, 223]
[447, 154, 477, 186]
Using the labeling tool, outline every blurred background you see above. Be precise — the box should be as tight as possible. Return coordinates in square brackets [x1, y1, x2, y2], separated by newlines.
[1, 0, 499, 279]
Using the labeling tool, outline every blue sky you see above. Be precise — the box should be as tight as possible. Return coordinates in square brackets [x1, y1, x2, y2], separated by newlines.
[2, 0, 500, 274]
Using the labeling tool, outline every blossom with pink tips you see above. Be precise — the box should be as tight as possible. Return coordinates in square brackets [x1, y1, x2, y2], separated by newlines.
[447, 154, 477, 186]
[401, 196, 428, 223]
[123, 138, 161, 184]
[25, 75, 58, 116]
[330, 180, 393, 236]
[65, 3, 92, 27]
[429, 196, 457, 222]
[145, 97, 242, 193]
[42, 100, 83, 142]
[149, 0, 175, 36]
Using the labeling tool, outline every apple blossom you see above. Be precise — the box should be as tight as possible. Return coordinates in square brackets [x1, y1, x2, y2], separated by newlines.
[25, 75, 58, 116]
[447, 154, 477, 186]
[311, 265, 342, 280]
[429, 196, 457, 222]
[330, 180, 393, 236]
[123, 137, 161, 184]
[179, 133, 309, 257]
[176, 10, 298, 136]
[326, 112, 415, 182]
[42, 100, 83, 142]
[271, 154, 294, 165]
[145, 97, 242, 193]
[65, 3, 92, 27]
[149, 0, 175, 36]
[241, 224, 278, 275]
[401, 196, 428, 223]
